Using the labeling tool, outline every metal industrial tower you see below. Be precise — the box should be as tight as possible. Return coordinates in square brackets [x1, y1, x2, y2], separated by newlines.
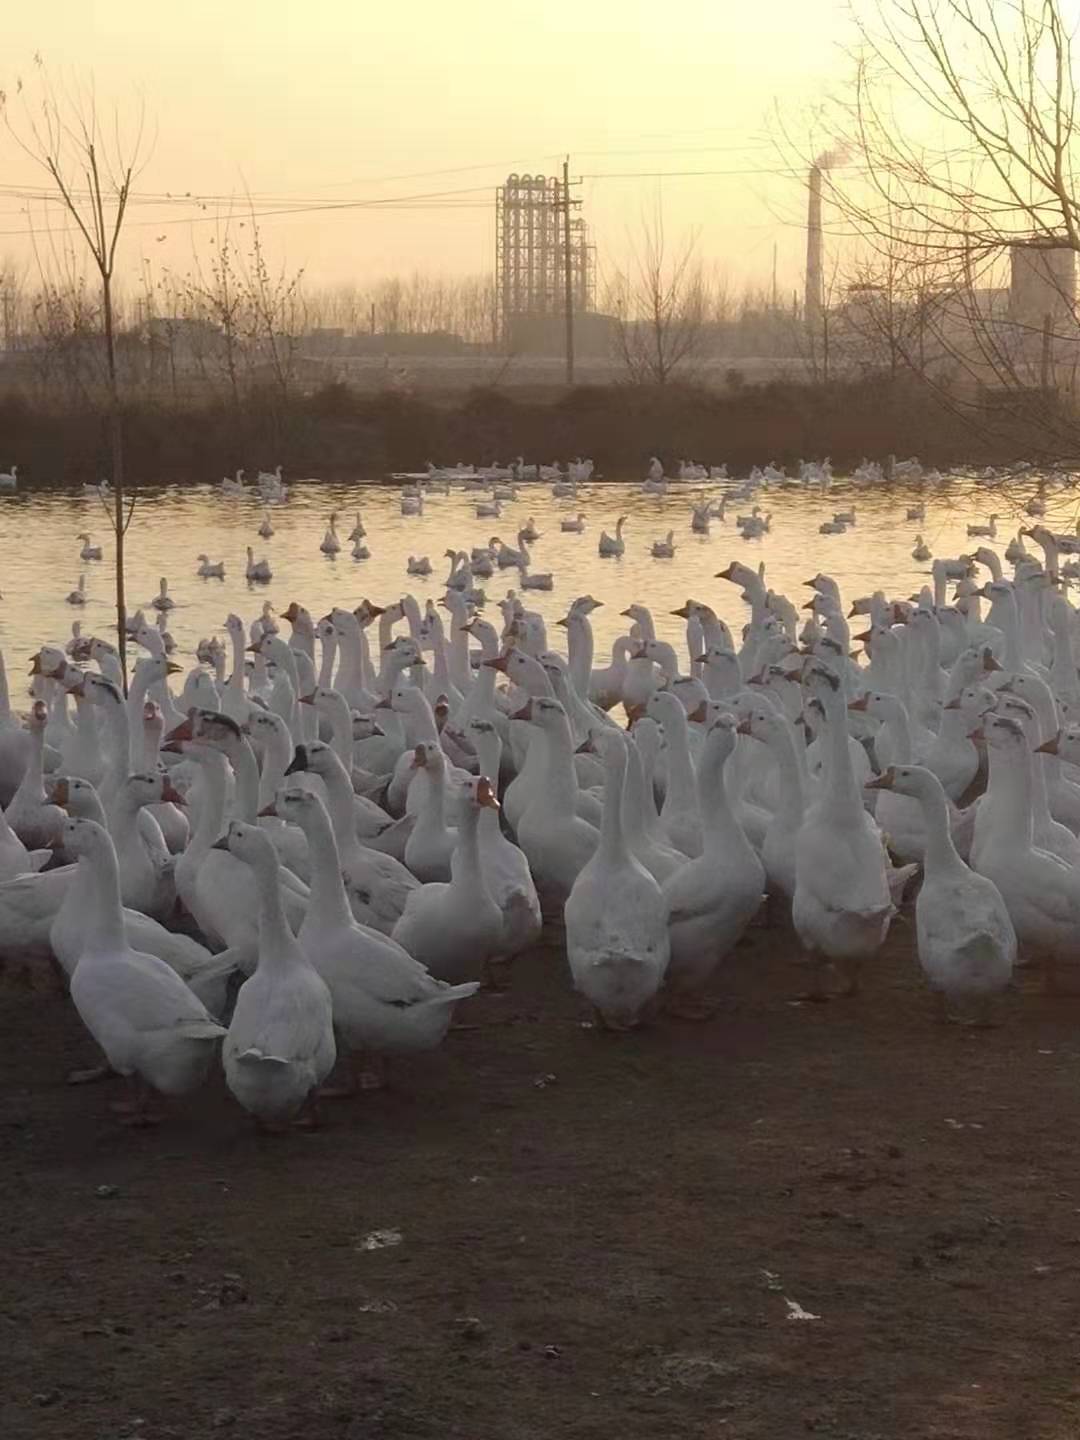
[496, 172, 595, 352]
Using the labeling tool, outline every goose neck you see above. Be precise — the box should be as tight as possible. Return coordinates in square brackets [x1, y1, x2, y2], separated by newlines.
[319, 760, 364, 864]
[80, 840, 128, 952]
[250, 852, 296, 968]
[229, 739, 261, 823]
[986, 744, 1034, 845]
[917, 780, 965, 875]
[599, 745, 631, 865]
[299, 807, 353, 931]
[538, 721, 578, 816]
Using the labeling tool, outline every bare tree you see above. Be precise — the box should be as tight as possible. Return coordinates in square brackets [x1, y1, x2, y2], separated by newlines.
[606, 211, 711, 385]
[2, 60, 148, 683]
[816, 0, 1080, 452]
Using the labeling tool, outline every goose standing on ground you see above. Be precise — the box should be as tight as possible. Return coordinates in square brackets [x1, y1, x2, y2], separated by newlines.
[285, 742, 419, 933]
[222, 823, 336, 1127]
[514, 696, 599, 908]
[391, 776, 505, 983]
[65, 817, 225, 1124]
[466, 717, 542, 971]
[598, 516, 628, 557]
[275, 787, 479, 1091]
[971, 712, 1080, 992]
[793, 664, 892, 997]
[867, 766, 1015, 1022]
[661, 715, 765, 1016]
[5, 701, 66, 849]
[565, 730, 670, 1029]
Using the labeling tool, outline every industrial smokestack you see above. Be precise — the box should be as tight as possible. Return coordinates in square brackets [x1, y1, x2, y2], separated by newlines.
[805, 164, 823, 331]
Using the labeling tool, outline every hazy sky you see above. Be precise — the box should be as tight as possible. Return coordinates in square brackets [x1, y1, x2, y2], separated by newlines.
[1, 1, 854, 299]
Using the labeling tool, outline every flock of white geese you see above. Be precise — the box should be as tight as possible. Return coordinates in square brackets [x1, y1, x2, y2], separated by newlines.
[7, 462, 1080, 1133]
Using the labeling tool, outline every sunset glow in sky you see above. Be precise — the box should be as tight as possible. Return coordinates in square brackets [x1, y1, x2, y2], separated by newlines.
[1, 0, 855, 297]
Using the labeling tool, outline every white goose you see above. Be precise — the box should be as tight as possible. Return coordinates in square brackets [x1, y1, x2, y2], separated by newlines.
[222, 823, 336, 1127]
[77, 532, 102, 561]
[968, 712, 1080, 992]
[598, 516, 627, 557]
[320, 513, 342, 554]
[245, 547, 273, 583]
[65, 817, 225, 1123]
[661, 715, 765, 1016]
[391, 776, 505, 982]
[792, 664, 892, 997]
[196, 555, 226, 579]
[867, 765, 1015, 1021]
[66, 575, 87, 606]
[5, 702, 66, 849]
[561, 513, 587, 533]
[514, 696, 599, 907]
[565, 730, 669, 1028]
[284, 741, 420, 933]
[465, 717, 541, 965]
[277, 786, 479, 1089]
[651, 531, 676, 559]
[404, 743, 459, 883]
[152, 578, 174, 612]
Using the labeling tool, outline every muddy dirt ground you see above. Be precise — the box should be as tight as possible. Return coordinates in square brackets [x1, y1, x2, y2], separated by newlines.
[4, 925, 1080, 1440]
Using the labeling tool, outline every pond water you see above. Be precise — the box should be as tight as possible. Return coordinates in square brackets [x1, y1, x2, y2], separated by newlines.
[0, 472, 1072, 671]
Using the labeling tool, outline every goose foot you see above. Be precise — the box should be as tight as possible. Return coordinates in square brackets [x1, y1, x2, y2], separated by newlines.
[291, 1095, 324, 1129]
[68, 1064, 117, 1086]
[481, 957, 511, 993]
[943, 992, 1005, 1028]
[357, 1055, 387, 1091]
[591, 1005, 637, 1033]
[110, 1076, 162, 1125]
[791, 954, 832, 1002]
[665, 992, 721, 1021]
[117, 1107, 163, 1128]
[832, 958, 862, 997]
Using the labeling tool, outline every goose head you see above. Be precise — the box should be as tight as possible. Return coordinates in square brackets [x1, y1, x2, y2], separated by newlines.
[865, 763, 941, 801]
[51, 774, 100, 817]
[165, 708, 243, 753]
[59, 815, 113, 861]
[270, 784, 324, 827]
[224, 819, 278, 868]
[977, 711, 1027, 752]
[120, 770, 186, 812]
[284, 740, 331, 778]
[81, 673, 123, 710]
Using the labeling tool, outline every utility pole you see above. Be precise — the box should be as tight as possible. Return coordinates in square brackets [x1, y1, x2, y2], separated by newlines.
[562, 155, 575, 385]
[771, 243, 778, 310]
